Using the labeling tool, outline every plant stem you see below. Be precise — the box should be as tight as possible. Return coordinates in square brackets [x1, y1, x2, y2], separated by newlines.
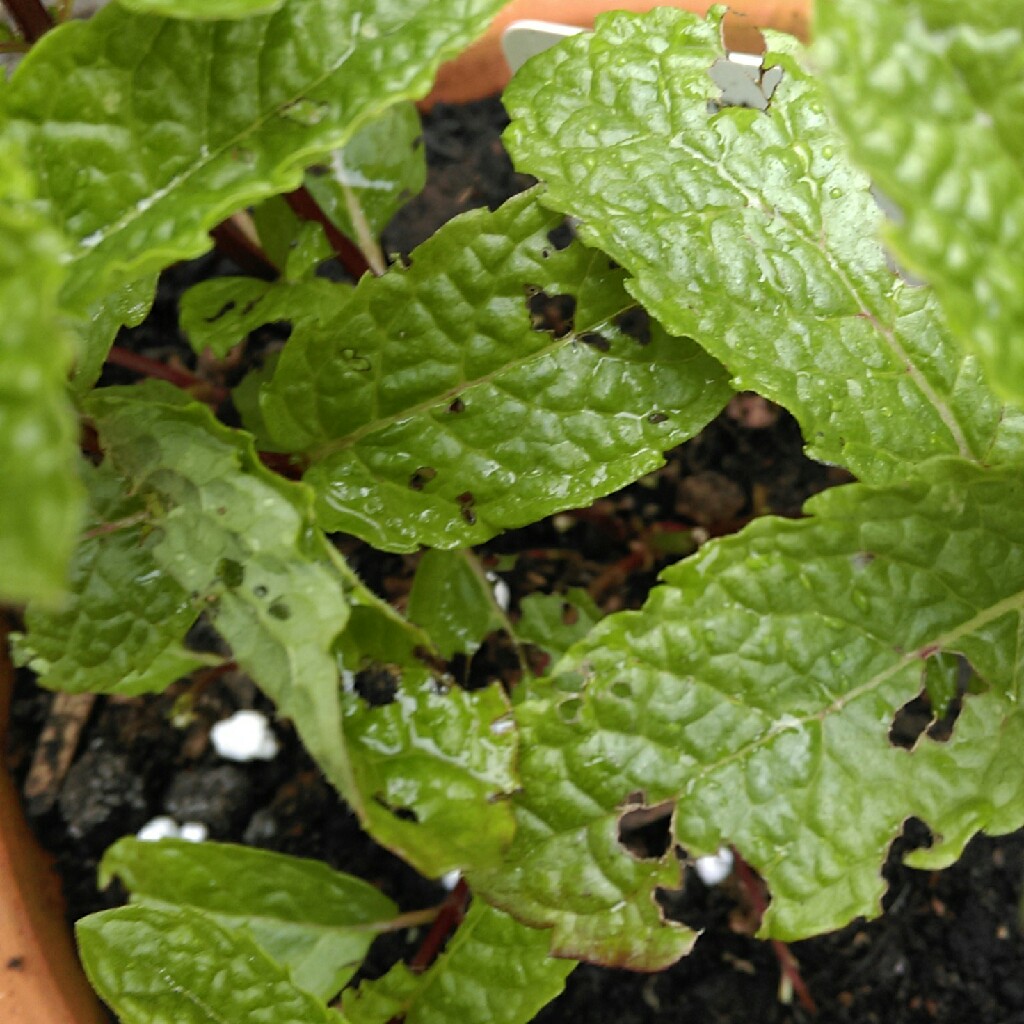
[732, 852, 818, 1015]
[1, 0, 51, 42]
[82, 512, 150, 541]
[283, 186, 372, 280]
[407, 878, 469, 973]
[105, 347, 228, 406]
[209, 218, 279, 281]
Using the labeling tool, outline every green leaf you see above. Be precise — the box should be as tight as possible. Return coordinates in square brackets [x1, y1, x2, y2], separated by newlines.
[407, 550, 507, 658]
[71, 275, 158, 395]
[472, 458, 1024, 966]
[501, 9, 1024, 484]
[344, 900, 574, 1024]
[516, 588, 602, 666]
[304, 101, 426, 264]
[99, 838, 398, 1001]
[0, 144, 83, 605]
[180, 275, 348, 358]
[77, 904, 346, 1024]
[816, 1, 1024, 405]
[342, 669, 517, 876]
[85, 381, 360, 811]
[260, 188, 731, 550]
[116, 0, 286, 18]
[4, 0, 507, 309]
[11, 461, 219, 695]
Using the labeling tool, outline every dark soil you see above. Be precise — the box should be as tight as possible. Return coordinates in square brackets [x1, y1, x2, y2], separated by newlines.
[6, 96, 1024, 1024]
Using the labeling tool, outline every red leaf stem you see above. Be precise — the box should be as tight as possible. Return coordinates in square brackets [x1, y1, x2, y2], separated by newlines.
[407, 878, 470, 973]
[105, 347, 228, 406]
[283, 186, 371, 280]
[209, 220, 279, 281]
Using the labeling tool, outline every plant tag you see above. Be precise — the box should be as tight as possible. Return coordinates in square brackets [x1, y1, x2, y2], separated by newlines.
[502, 20, 583, 74]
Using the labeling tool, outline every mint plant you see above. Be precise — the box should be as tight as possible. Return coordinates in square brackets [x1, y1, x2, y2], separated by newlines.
[4, 0, 1024, 1022]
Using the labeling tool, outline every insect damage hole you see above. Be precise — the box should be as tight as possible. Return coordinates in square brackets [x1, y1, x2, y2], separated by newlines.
[545, 218, 576, 252]
[707, 54, 783, 112]
[373, 794, 419, 823]
[617, 794, 674, 861]
[614, 306, 651, 346]
[525, 287, 577, 338]
[888, 653, 978, 750]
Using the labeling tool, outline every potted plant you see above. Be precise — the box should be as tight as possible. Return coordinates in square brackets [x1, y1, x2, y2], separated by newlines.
[8, 1, 1021, 1023]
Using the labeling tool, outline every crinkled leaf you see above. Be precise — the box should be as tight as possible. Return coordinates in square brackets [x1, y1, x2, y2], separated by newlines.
[407, 549, 507, 658]
[0, 145, 82, 604]
[342, 669, 517, 876]
[473, 458, 1024, 966]
[516, 588, 602, 665]
[304, 102, 426, 244]
[71, 275, 157, 395]
[11, 461, 218, 695]
[116, 0, 285, 18]
[100, 838, 397, 1001]
[502, 9, 1024, 484]
[85, 381, 361, 810]
[4, 0, 507, 309]
[343, 900, 573, 1024]
[260, 188, 731, 550]
[816, 1, 1024, 405]
[77, 904, 345, 1024]
[180, 275, 348, 358]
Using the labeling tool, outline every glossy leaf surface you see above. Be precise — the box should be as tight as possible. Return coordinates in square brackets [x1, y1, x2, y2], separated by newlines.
[4, 0, 506, 308]
[261, 189, 731, 550]
[816, 1, 1024, 404]
[502, 9, 1024, 484]
[77, 904, 345, 1024]
[407, 549, 507, 658]
[344, 900, 573, 1024]
[474, 459, 1024, 965]
[0, 145, 82, 604]
[341, 670, 517, 876]
[100, 838, 397, 1001]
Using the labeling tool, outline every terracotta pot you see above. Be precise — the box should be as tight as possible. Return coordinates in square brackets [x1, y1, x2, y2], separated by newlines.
[425, 0, 811, 106]
[0, 623, 107, 1024]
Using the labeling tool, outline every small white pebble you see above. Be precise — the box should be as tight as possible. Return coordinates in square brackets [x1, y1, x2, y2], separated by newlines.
[552, 514, 574, 534]
[440, 870, 462, 891]
[137, 816, 181, 842]
[179, 821, 209, 843]
[491, 576, 511, 611]
[210, 709, 280, 762]
[694, 847, 734, 887]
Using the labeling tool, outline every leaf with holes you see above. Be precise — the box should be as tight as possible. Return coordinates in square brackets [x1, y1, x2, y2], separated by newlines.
[180, 275, 348, 358]
[816, 1, 1024, 405]
[11, 461, 219, 695]
[0, 143, 82, 605]
[84, 381, 360, 811]
[407, 550, 508, 658]
[501, 8, 1024, 484]
[343, 900, 574, 1024]
[472, 458, 1024, 966]
[341, 668, 517, 876]
[77, 904, 345, 1024]
[3, 0, 506, 310]
[99, 838, 398, 1001]
[516, 588, 603, 666]
[260, 188, 731, 550]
